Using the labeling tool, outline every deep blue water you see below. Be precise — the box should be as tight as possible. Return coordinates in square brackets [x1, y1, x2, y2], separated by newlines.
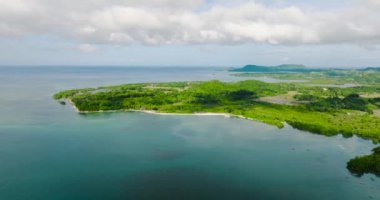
[0, 66, 379, 200]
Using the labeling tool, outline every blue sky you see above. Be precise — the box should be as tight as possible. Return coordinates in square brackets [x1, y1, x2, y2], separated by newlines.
[0, 0, 379, 67]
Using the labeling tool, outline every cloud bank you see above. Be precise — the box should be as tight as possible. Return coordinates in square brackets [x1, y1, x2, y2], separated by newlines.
[0, 0, 379, 47]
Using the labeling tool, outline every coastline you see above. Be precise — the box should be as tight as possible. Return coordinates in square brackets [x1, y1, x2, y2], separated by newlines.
[64, 98, 256, 121]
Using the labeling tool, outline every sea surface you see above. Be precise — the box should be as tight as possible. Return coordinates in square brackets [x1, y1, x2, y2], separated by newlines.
[0, 66, 379, 200]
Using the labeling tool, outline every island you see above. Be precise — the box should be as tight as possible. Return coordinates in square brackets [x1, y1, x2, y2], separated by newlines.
[347, 147, 380, 177]
[54, 65, 380, 176]
[229, 64, 319, 73]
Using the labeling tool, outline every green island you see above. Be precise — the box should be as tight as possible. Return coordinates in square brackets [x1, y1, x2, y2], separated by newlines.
[54, 65, 380, 176]
[347, 147, 380, 177]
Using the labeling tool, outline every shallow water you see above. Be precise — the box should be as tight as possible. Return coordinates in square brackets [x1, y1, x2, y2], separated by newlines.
[311, 84, 360, 88]
[0, 66, 379, 200]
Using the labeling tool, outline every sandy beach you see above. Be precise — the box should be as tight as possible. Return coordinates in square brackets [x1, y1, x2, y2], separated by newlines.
[64, 98, 254, 120]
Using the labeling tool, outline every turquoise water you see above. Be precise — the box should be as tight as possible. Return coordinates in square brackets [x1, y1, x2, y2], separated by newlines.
[0, 66, 379, 200]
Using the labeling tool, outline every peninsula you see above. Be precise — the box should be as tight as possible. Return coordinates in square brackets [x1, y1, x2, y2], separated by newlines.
[55, 81, 380, 141]
[54, 65, 380, 176]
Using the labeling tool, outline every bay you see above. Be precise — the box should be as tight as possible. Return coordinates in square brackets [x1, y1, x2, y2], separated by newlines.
[0, 66, 378, 200]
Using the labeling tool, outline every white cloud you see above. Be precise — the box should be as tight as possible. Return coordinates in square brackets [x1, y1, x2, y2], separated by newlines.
[78, 43, 99, 53]
[0, 0, 379, 47]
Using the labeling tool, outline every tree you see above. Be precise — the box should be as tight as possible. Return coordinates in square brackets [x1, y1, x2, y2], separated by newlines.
[227, 90, 257, 101]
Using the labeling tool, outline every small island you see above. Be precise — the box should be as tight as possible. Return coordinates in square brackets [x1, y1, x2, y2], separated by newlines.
[347, 147, 380, 177]
[54, 65, 380, 176]
[230, 64, 316, 73]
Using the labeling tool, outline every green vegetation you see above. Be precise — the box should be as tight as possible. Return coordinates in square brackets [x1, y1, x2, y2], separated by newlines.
[233, 68, 380, 85]
[55, 67, 380, 176]
[306, 94, 375, 113]
[54, 80, 380, 143]
[229, 65, 380, 177]
[347, 147, 380, 177]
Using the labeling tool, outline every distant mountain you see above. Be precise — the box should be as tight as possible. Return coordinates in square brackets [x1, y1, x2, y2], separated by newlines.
[230, 64, 319, 73]
[230, 64, 380, 73]
[361, 67, 380, 71]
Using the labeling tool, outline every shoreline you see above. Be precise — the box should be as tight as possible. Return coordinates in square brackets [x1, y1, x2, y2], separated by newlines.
[64, 98, 256, 120]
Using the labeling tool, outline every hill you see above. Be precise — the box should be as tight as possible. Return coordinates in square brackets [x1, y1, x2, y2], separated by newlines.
[230, 64, 318, 73]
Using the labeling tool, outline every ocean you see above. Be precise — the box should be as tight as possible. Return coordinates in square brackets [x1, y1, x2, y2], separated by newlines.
[0, 66, 378, 200]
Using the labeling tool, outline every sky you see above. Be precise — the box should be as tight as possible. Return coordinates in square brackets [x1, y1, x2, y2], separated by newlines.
[0, 0, 380, 67]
